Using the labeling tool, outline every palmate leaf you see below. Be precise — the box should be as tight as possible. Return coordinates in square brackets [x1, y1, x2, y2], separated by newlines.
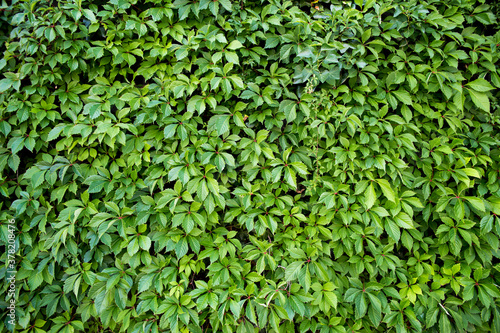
[4, 0, 500, 332]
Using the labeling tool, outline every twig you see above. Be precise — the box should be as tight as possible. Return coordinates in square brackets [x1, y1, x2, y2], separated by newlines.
[439, 303, 450, 316]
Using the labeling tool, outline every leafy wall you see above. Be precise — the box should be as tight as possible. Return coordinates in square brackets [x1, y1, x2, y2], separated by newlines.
[1, 0, 500, 332]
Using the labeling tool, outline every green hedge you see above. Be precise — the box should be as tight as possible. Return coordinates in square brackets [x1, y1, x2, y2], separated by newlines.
[1, 0, 500, 332]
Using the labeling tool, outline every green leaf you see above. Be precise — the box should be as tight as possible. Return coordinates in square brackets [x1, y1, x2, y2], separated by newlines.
[365, 183, 376, 209]
[289, 248, 306, 259]
[279, 100, 297, 122]
[463, 197, 485, 212]
[463, 168, 481, 178]
[284, 167, 297, 189]
[392, 89, 412, 105]
[0, 78, 12, 92]
[197, 180, 209, 200]
[385, 219, 400, 242]
[127, 238, 140, 256]
[82, 9, 97, 22]
[285, 261, 303, 281]
[219, 0, 232, 11]
[439, 313, 451, 332]
[208, 115, 230, 136]
[467, 88, 490, 112]
[31, 170, 46, 188]
[84, 102, 102, 119]
[325, 291, 338, 310]
[10, 136, 24, 154]
[376, 179, 396, 202]
[265, 37, 280, 49]
[290, 162, 308, 176]
[164, 124, 178, 139]
[355, 294, 367, 319]
[224, 51, 239, 64]
[227, 40, 243, 50]
[466, 78, 494, 92]
[138, 236, 151, 251]
[394, 212, 414, 229]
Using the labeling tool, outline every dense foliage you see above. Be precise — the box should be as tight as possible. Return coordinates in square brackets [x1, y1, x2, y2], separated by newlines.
[1, 0, 500, 332]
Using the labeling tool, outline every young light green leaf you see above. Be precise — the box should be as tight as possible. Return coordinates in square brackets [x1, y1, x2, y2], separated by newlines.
[376, 179, 396, 202]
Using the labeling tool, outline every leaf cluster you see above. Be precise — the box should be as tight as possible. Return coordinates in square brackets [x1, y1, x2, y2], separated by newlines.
[0, 0, 500, 332]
